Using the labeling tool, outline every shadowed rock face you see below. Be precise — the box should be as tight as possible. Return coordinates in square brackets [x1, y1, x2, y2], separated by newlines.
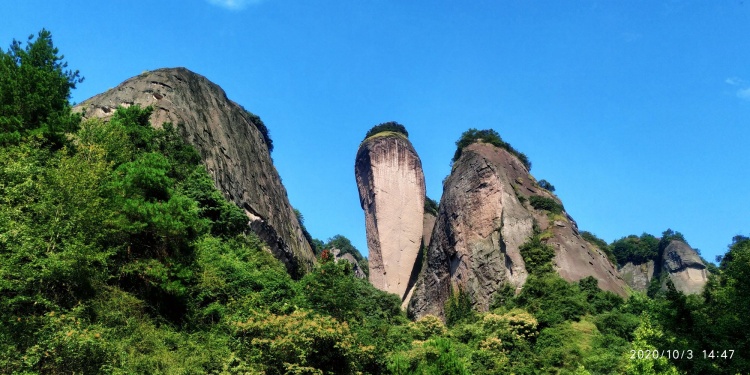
[74, 67, 315, 278]
[619, 260, 656, 292]
[355, 133, 425, 300]
[617, 240, 708, 295]
[408, 142, 628, 319]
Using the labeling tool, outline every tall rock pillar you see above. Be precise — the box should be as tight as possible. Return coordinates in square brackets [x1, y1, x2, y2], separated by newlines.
[355, 127, 425, 301]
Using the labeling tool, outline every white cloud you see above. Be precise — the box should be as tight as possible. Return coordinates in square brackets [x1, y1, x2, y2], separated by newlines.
[737, 88, 750, 101]
[207, 0, 263, 11]
[725, 77, 743, 86]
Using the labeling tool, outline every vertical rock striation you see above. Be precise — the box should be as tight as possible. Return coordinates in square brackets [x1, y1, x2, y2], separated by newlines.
[75, 67, 315, 277]
[409, 142, 628, 319]
[355, 132, 425, 301]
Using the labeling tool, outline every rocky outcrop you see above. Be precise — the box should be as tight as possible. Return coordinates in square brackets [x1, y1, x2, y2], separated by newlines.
[662, 240, 709, 294]
[355, 132, 425, 300]
[619, 260, 655, 292]
[408, 142, 628, 319]
[332, 248, 366, 279]
[75, 67, 315, 277]
[619, 240, 708, 295]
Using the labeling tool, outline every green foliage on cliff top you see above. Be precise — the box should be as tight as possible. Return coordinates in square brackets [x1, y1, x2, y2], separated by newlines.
[453, 128, 531, 171]
[363, 121, 409, 140]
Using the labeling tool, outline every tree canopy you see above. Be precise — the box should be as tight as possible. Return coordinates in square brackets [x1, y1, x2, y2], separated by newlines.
[0, 28, 83, 146]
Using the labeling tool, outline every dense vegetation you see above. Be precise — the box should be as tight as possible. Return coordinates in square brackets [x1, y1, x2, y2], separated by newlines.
[453, 128, 531, 171]
[363, 121, 409, 140]
[528, 195, 564, 215]
[2, 30, 749, 374]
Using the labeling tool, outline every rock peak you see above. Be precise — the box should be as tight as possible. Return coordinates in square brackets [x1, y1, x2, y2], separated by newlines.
[355, 130, 425, 302]
[75, 67, 315, 277]
[409, 140, 628, 319]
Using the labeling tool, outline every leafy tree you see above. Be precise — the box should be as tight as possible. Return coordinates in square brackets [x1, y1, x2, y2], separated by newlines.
[528, 195, 564, 214]
[0, 29, 83, 146]
[519, 234, 556, 275]
[445, 286, 475, 326]
[538, 179, 555, 192]
[611, 233, 660, 266]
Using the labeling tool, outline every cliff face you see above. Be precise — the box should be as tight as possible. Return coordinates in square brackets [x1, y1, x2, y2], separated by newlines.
[619, 240, 708, 294]
[409, 142, 628, 319]
[619, 260, 656, 292]
[74, 67, 315, 277]
[662, 240, 709, 294]
[355, 133, 425, 300]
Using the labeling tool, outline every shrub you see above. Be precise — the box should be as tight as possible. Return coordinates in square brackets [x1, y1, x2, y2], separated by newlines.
[452, 128, 531, 171]
[241, 108, 273, 153]
[538, 179, 555, 192]
[445, 286, 475, 327]
[528, 195, 563, 214]
[425, 196, 439, 216]
[611, 233, 660, 266]
[519, 235, 556, 275]
[363, 121, 409, 140]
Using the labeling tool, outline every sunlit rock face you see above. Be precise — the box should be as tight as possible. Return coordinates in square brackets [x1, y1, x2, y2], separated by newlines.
[408, 142, 628, 320]
[355, 133, 425, 301]
[618, 241, 708, 295]
[75, 67, 315, 278]
[662, 240, 709, 294]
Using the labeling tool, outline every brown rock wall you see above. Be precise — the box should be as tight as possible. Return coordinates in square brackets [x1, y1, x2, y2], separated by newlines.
[355, 133, 425, 300]
[75, 67, 315, 277]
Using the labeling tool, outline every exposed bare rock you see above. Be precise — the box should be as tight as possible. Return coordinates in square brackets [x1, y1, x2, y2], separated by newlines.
[662, 240, 708, 294]
[617, 241, 708, 295]
[355, 132, 425, 300]
[408, 142, 628, 319]
[619, 261, 655, 292]
[74, 67, 315, 277]
[422, 211, 437, 251]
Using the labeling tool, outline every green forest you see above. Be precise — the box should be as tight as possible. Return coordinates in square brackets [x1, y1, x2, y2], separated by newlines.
[1, 30, 749, 375]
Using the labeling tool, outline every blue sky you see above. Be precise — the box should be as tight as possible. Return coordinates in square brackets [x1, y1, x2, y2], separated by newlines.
[3, 1, 749, 265]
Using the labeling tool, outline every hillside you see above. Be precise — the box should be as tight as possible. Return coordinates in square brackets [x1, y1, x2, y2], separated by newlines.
[1, 30, 749, 374]
[74, 67, 316, 278]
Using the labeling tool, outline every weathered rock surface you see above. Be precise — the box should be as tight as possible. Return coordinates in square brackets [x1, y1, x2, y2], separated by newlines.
[662, 240, 709, 294]
[355, 133, 425, 300]
[422, 211, 437, 252]
[619, 260, 655, 292]
[409, 142, 628, 319]
[617, 240, 708, 295]
[75, 67, 315, 277]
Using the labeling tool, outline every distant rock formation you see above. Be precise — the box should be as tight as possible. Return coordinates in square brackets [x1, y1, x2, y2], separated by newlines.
[332, 248, 367, 279]
[619, 260, 656, 292]
[355, 132, 425, 301]
[75, 67, 316, 278]
[662, 240, 709, 294]
[409, 142, 628, 319]
[620, 240, 708, 295]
